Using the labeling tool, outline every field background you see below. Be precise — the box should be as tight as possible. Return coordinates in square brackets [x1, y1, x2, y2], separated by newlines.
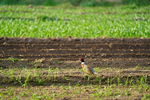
[0, 0, 150, 100]
[0, 0, 150, 38]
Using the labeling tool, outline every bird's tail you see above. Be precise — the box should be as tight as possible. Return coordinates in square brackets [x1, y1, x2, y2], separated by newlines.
[91, 69, 98, 75]
[93, 72, 98, 75]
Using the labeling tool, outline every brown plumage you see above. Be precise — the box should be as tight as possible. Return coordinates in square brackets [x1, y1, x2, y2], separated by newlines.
[80, 58, 97, 75]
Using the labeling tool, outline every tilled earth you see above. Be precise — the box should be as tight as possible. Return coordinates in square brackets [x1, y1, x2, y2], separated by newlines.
[0, 38, 150, 68]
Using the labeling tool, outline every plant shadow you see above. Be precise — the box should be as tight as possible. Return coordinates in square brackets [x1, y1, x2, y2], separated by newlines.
[0, 16, 70, 21]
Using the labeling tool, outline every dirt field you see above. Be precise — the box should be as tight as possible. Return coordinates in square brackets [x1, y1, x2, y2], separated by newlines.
[0, 38, 150, 100]
[0, 38, 150, 68]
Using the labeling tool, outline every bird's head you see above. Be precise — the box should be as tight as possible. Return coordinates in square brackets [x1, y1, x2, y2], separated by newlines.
[80, 58, 84, 62]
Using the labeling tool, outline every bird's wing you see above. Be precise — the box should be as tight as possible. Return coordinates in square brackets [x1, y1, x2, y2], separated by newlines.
[84, 64, 96, 74]
[88, 67, 97, 74]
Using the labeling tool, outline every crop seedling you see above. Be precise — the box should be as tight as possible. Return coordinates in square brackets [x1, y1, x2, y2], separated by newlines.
[7, 57, 20, 63]
[142, 94, 150, 100]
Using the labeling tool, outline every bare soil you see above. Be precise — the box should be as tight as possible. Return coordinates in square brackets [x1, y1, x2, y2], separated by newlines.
[0, 38, 150, 68]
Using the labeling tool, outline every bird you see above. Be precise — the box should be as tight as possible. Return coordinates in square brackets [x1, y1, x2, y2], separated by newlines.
[80, 58, 97, 75]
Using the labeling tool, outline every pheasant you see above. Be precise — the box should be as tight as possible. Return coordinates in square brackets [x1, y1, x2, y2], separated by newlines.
[80, 58, 97, 75]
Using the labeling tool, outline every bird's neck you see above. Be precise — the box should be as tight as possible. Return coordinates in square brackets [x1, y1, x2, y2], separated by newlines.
[81, 62, 85, 68]
[81, 62, 85, 64]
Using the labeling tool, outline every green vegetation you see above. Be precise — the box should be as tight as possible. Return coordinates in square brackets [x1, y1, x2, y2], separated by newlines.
[0, 0, 58, 6]
[0, 0, 150, 6]
[0, 5, 150, 38]
[1, 67, 149, 86]
[0, 67, 150, 99]
[0, 1, 150, 99]
[0, 84, 149, 100]
[122, 0, 150, 6]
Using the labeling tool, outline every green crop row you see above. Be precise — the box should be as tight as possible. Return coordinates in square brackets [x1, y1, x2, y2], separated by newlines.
[0, 0, 150, 6]
[0, 5, 150, 38]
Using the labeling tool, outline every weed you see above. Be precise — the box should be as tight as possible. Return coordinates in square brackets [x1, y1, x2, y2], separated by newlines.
[22, 72, 31, 87]
[134, 65, 142, 70]
[7, 57, 20, 63]
[4, 89, 14, 96]
[124, 90, 131, 96]
[15, 69, 31, 86]
[11, 96, 20, 100]
[92, 86, 121, 98]
[35, 77, 45, 85]
[142, 94, 150, 100]
[20, 92, 29, 97]
[117, 77, 123, 86]
[95, 76, 102, 85]
[32, 93, 47, 100]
